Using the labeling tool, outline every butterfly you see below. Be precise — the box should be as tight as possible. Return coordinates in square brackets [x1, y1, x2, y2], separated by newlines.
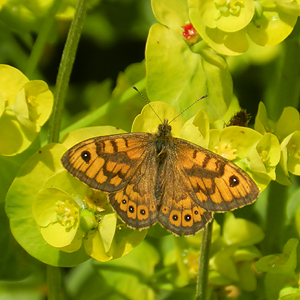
[61, 118, 259, 236]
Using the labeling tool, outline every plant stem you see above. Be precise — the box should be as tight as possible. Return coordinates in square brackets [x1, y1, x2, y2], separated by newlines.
[196, 220, 213, 300]
[47, 265, 63, 300]
[48, 0, 89, 144]
[265, 36, 300, 120]
[262, 181, 288, 254]
[46, 0, 88, 299]
[24, 0, 61, 78]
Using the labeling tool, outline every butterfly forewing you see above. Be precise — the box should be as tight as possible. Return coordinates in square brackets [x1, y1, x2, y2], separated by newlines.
[174, 139, 259, 212]
[61, 133, 151, 192]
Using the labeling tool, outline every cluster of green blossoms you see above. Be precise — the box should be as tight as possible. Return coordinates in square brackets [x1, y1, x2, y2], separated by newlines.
[255, 103, 300, 185]
[0, 64, 53, 155]
[0, 0, 76, 21]
[190, 0, 300, 55]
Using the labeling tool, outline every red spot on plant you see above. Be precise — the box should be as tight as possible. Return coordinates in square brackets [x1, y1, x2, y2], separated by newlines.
[181, 22, 199, 44]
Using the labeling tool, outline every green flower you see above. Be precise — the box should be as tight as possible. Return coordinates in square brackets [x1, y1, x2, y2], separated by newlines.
[223, 212, 265, 247]
[33, 187, 83, 252]
[247, 0, 298, 47]
[5, 143, 89, 267]
[255, 102, 300, 143]
[207, 125, 271, 189]
[189, 0, 299, 55]
[255, 103, 300, 184]
[209, 213, 263, 291]
[197, 0, 255, 32]
[5, 125, 147, 266]
[3, 0, 77, 20]
[13, 80, 53, 131]
[39, 165, 147, 262]
[254, 101, 277, 135]
[282, 131, 300, 176]
[248, 132, 281, 188]
[279, 287, 300, 299]
[208, 126, 262, 160]
[132, 101, 184, 136]
[172, 214, 263, 292]
[255, 238, 298, 300]
[0, 64, 53, 156]
[275, 0, 300, 15]
[146, 0, 233, 122]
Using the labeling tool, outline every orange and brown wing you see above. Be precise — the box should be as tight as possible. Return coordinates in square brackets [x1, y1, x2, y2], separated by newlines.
[157, 151, 212, 236]
[109, 148, 159, 230]
[173, 138, 259, 212]
[61, 133, 151, 192]
[61, 133, 159, 230]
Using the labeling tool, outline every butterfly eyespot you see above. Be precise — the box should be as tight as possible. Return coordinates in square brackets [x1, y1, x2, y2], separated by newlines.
[150, 204, 156, 211]
[140, 209, 146, 215]
[194, 210, 199, 215]
[81, 151, 91, 163]
[172, 214, 178, 221]
[184, 214, 192, 222]
[229, 175, 239, 187]
[129, 205, 135, 213]
[162, 206, 168, 213]
[122, 199, 127, 204]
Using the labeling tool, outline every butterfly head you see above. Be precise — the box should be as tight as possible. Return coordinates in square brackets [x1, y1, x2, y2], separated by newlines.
[157, 120, 172, 138]
[154, 120, 174, 155]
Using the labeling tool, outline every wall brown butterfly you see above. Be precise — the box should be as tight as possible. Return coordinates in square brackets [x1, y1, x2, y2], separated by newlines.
[61, 114, 259, 236]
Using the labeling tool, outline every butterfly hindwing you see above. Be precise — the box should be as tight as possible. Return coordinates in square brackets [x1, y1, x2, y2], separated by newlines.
[109, 148, 159, 230]
[174, 138, 259, 212]
[157, 151, 213, 235]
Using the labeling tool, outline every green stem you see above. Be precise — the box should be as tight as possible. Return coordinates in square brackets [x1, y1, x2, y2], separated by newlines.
[47, 265, 63, 300]
[24, 0, 61, 78]
[262, 181, 288, 254]
[265, 37, 300, 120]
[196, 220, 213, 300]
[46, 0, 88, 299]
[48, 0, 89, 144]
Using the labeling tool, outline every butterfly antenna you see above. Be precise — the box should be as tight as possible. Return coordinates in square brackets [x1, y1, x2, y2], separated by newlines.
[132, 86, 163, 123]
[169, 95, 207, 124]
